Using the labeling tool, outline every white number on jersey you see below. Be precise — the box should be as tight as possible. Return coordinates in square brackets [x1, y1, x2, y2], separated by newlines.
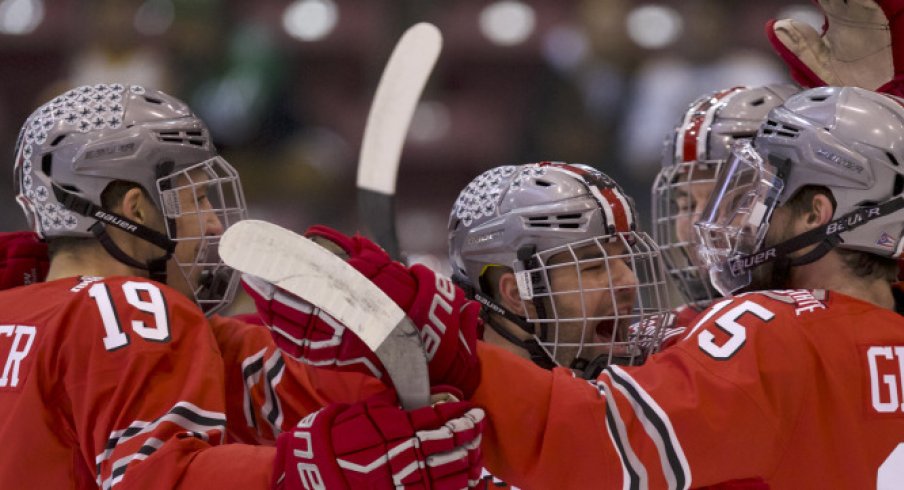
[698, 300, 774, 359]
[89, 281, 171, 351]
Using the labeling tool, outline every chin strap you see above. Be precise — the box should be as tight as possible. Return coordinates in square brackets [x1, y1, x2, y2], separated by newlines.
[53, 184, 176, 283]
[452, 273, 558, 370]
[728, 196, 904, 281]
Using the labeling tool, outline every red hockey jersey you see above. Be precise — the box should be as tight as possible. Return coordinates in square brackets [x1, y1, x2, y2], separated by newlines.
[473, 289, 904, 488]
[0, 276, 384, 489]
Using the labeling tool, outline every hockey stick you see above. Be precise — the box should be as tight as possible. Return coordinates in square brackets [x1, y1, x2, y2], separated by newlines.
[356, 22, 443, 260]
[220, 219, 430, 410]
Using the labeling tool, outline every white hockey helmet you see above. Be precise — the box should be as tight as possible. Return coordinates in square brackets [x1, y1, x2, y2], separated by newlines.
[652, 84, 798, 307]
[14, 83, 247, 314]
[449, 162, 671, 375]
[696, 86, 904, 295]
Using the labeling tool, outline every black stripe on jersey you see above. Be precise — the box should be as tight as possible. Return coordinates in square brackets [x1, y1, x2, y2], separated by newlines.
[606, 367, 687, 490]
[264, 353, 286, 430]
[242, 349, 266, 431]
[169, 405, 226, 428]
[599, 381, 642, 490]
[96, 402, 226, 483]
[110, 442, 159, 481]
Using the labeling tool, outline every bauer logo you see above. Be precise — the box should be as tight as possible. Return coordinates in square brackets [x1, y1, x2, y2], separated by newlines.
[815, 148, 863, 174]
[85, 142, 136, 160]
[466, 230, 502, 246]
[93, 211, 138, 233]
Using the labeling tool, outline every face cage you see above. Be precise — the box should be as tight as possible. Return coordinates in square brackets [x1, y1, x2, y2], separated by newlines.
[158, 156, 248, 315]
[693, 141, 784, 296]
[514, 231, 672, 369]
[652, 160, 724, 308]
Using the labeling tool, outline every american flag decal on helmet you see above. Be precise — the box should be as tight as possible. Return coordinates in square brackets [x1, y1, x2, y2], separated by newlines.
[676, 86, 745, 164]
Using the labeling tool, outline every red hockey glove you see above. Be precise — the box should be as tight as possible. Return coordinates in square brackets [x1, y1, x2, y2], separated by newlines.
[0, 231, 48, 291]
[242, 274, 388, 382]
[766, 0, 904, 96]
[272, 393, 486, 490]
[304, 225, 483, 398]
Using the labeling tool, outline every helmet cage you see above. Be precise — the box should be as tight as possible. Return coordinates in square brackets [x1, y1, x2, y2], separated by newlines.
[513, 231, 671, 367]
[158, 156, 247, 314]
[652, 159, 724, 307]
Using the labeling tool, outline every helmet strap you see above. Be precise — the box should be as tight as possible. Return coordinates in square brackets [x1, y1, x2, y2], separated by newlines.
[53, 184, 176, 283]
[727, 195, 904, 280]
[453, 272, 558, 370]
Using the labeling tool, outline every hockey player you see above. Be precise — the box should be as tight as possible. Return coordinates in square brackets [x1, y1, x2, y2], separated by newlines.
[651, 84, 798, 339]
[264, 87, 904, 487]
[0, 83, 485, 489]
[446, 162, 671, 379]
[465, 86, 904, 487]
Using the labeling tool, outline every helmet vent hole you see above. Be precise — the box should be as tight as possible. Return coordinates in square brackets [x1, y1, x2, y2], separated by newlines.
[41, 154, 52, 176]
[156, 130, 208, 147]
[527, 216, 551, 228]
[887, 152, 900, 167]
[143, 96, 164, 105]
[534, 179, 552, 187]
[894, 175, 904, 196]
[761, 119, 800, 138]
[50, 135, 66, 147]
[750, 97, 765, 106]
[808, 95, 829, 102]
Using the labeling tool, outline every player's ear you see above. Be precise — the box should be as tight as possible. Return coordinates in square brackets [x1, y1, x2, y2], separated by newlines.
[118, 187, 147, 223]
[497, 272, 528, 316]
[804, 192, 834, 230]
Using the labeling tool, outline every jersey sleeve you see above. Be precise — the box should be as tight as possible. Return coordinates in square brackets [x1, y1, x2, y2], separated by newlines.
[474, 293, 811, 488]
[55, 277, 275, 489]
[208, 314, 389, 444]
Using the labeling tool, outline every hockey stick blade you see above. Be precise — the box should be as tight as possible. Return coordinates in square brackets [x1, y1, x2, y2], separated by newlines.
[356, 22, 443, 260]
[220, 220, 430, 410]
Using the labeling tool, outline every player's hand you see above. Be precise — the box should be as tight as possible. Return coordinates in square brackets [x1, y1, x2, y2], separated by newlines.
[766, 0, 904, 96]
[272, 393, 486, 490]
[305, 225, 483, 398]
[242, 274, 390, 382]
[0, 231, 48, 291]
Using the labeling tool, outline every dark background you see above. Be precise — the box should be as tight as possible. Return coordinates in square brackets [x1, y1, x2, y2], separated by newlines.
[0, 0, 812, 272]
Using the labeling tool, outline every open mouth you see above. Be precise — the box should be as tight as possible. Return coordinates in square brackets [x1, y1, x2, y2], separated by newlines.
[593, 309, 633, 343]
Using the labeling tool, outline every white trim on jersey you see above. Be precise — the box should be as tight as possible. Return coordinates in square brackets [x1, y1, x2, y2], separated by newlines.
[597, 378, 649, 489]
[607, 365, 691, 490]
[95, 401, 225, 488]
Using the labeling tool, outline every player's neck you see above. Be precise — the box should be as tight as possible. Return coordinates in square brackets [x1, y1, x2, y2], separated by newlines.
[46, 245, 147, 282]
[484, 315, 533, 361]
[788, 253, 894, 310]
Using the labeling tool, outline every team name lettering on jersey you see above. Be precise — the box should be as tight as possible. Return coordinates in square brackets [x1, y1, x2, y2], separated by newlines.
[0, 325, 36, 390]
[866, 346, 904, 414]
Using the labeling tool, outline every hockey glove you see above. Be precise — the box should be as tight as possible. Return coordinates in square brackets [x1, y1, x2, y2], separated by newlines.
[242, 273, 389, 382]
[272, 393, 486, 490]
[766, 0, 904, 96]
[304, 225, 483, 399]
[0, 231, 48, 291]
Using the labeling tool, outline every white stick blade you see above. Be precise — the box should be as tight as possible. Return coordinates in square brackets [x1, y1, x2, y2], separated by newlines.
[219, 220, 404, 350]
[356, 22, 443, 196]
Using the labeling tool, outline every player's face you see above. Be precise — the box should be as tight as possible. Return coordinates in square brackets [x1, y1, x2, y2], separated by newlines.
[165, 169, 226, 296]
[672, 166, 718, 247]
[543, 240, 639, 368]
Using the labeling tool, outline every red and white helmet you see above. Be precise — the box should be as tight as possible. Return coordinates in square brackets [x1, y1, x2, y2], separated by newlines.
[652, 84, 798, 307]
[449, 162, 671, 375]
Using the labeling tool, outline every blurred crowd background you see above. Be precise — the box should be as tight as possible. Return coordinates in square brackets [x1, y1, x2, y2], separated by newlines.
[0, 0, 816, 270]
